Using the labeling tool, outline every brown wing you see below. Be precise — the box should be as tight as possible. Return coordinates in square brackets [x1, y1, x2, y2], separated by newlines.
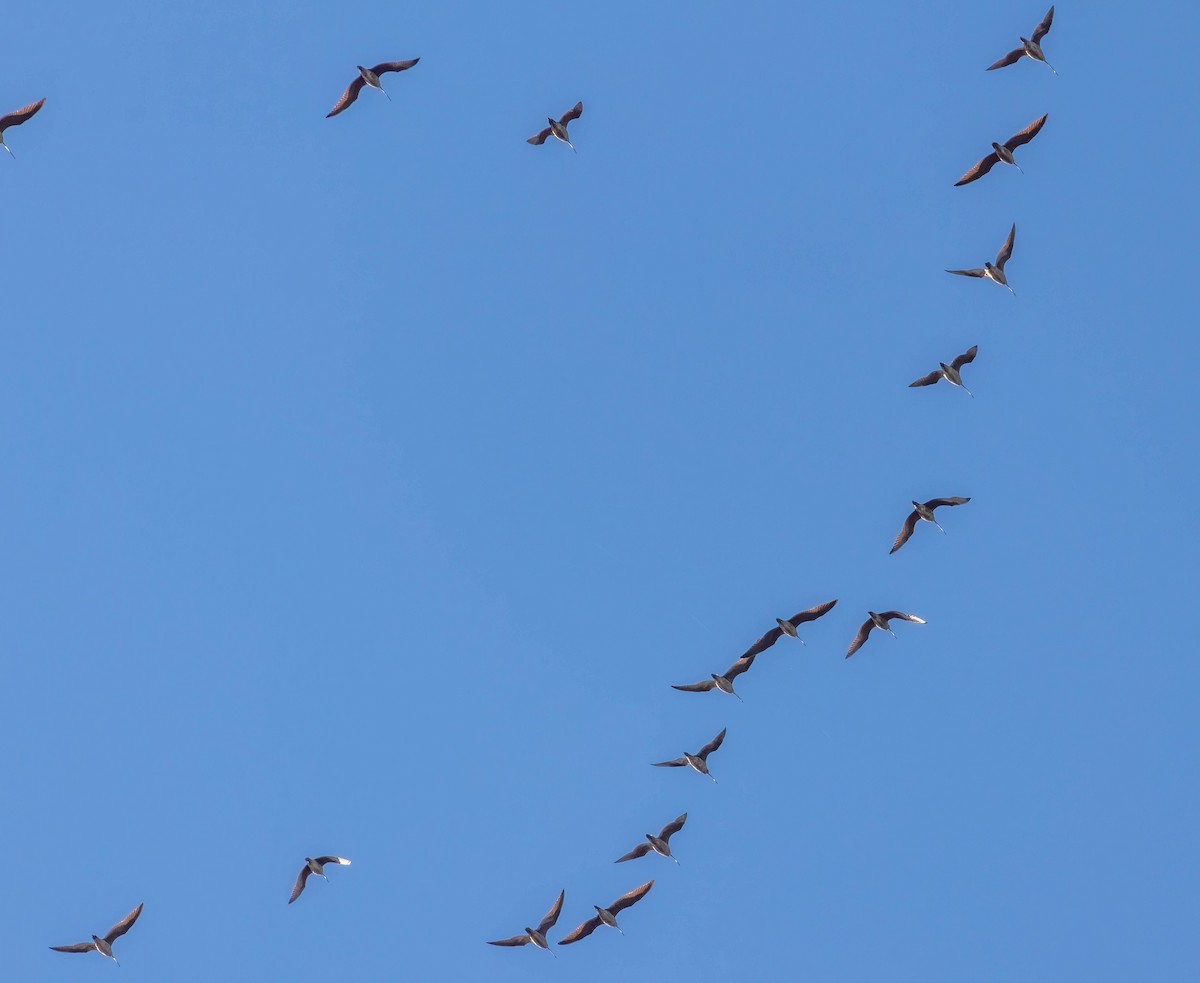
[672, 680, 717, 693]
[558, 915, 602, 945]
[537, 889, 565, 934]
[950, 345, 978, 370]
[879, 611, 925, 624]
[103, 904, 143, 944]
[615, 842, 653, 863]
[1004, 114, 1047, 152]
[724, 655, 755, 680]
[608, 880, 654, 915]
[697, 727, 726, 760]
[488, 935, 531, 946]
[925, 497, 970, 509]
[1032, 5, 1054, 43]
[986, 48, 1025, 71]
[788, 599, 838, 624]
[890, 511, 920, 554]
[50, 942, 96, 953]
[651, 757, 687, 767]
[527, 126, 553, 145]
[313, 855, 349, 866]
[954, 151, 1001, 186]
[558, 101, 583, 125]
[846, 619, 874, 658]
[288, 866, 311, 903]
[326, 76, 367, 118]
[945, 268, 986, 278]
[909, 369, 942, 388]
[369, 58, 420, 76]
[995, 224, 1016, 271]
[738, 625, 783, 660]
[0, 98, 46, 132]
[659, 813, 687, 840]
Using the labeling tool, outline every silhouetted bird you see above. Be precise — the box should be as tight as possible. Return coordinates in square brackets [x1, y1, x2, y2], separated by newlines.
[738, 599, 839, 659]
[326, 60, 420, 118]
[955, 115, 1048, 186]
[558, 881, 654, 944]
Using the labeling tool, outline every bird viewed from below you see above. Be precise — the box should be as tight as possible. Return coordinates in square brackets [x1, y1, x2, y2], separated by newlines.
[326, 59, 420, 118]
[652, 727, 727, 782]
[988, 6, 1057, 75]
[846, 611, 927, 658]
[672, 654, 756, 700]
[954, 114, 1048, 186]
[488, 889, 565, 954]
[890, 497, 972, 554]
[288, 855, 352, 903]
[737, 599, 839, 660]
[0, 98, 46, 158]
[910, 345, 978, 396]
[49, 903, 143, 966]
[527, 101, 583, 151]
[558, 881, 654, 944]
[615, 813, 688, 865]
[946, 223, 1017, 294]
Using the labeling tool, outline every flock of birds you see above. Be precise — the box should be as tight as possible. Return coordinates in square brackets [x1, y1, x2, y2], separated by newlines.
[20, 4, 1060, 968]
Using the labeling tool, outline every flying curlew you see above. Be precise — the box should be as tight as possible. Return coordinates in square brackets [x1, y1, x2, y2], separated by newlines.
[910, 345, 978, 397]
[672, 655, 756, 700]
[652, 727, 726, 783]
[955, 114, 1048, 186]
[615, 813, 688, 865]
[737, 599, 839, 660]
[50, 903, 143, 966]
[488, 889, 565, 954]
[289, 856, 351, 903]
[0, 98, 46, 158]
[326, 60, 420, 118]
[558, 881, 654, 944]
[988, 6, 1057, 75]
[846, 612, 926, 658]
[946, 224, 1017, 294]
[890, 498, 972, 554]
[528, 101, 583, 152]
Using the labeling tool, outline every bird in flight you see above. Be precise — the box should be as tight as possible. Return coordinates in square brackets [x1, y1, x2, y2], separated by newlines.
[955, 115, 1048, 186]
[49, 903, 143, 966]
[652, 727, 727, 782]
[737, 599, 839, 660]
[846, 612, 926, 658]
[528, 101, 583, 152]
[558, 881, 654, 945]
[890, 498, 972, 554]
[910, 345, 978, 397]
[289, 856, 352, 903]
[0, 98, 46, 158]
[488, 889, 565, 955]
[326, 60, 420, 118]
[988, 6, 1057, 75]
[615, 813, 688, 865]
[672, 654, 756, 700]
[946, 224, 1017, 294]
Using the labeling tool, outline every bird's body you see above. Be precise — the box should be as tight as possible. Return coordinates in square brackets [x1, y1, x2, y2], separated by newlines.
[737, 599, 838, 660]
[558, 881, 654, 945]
[50, 903, 143, 966]
[891, 498, 972, 554]
[289, 855, 351, 903]
[910, 345, 978, 396]
[955, 115, 1048, 186]
[615, 813, 687, 864]
[846, 611, 926, 658]
[488, 890, 565, 954]
[652, 727, 726, 782]
[946, 224, 1017, 294]
[0, 98, 46, 158]
[528, 102, 583, 151]
[988, 6, 1057, 75]
[326, 60, 419, 118]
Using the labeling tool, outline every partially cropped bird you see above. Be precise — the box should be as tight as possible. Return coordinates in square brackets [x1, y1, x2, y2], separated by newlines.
[890, 498, 972, 554]
[737, 599, 839, 660]
[289, 856, 352, 903]
[488, 890, 565, 954]
[910, 345, 978, 397]
[0, 98, 46, 158]
[558, 881, 654, 944]
[49, 903, 143, 965]
[326, 60, 420, 118]
[955, 115, 1048, 186]
[652, 727, 727, 782]
[988, 6, 1057, 75]
[615, 814, 688, 864]
[846, 612, 926, 658]
[946, 224, 1017, 294]
[528, 102, 583, 151]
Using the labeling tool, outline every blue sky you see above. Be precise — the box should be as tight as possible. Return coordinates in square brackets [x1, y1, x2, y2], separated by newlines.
[4, 2, 1198, 980]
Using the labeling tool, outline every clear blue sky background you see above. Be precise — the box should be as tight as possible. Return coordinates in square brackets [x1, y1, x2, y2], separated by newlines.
[3, 2, 1197, 980]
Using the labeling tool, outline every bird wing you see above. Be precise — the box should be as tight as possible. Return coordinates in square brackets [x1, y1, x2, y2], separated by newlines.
[672, 680, 717, 693]
[846, 619, 874, 658]
[651, 757, 687, 767]
[697, 727, 726, 760]
[945, 268, 986, 278]
[615, 842, 653, 863]
[986, 48, 1026, 71]
[369, 58, 420, 76]
[724, 655, 756, 680]
[890, 511, 920, 554]
[925, 496, 970, 509]
[995, 224, 1016, 271]
[558, 101, 583, 125]
[288, 866, 312, 903]
[326, 76, 367, 118]
[737, 625, 784, 660]
[537, 889, 565, 933]
[909, 369, 942, 388]
[558, 915, 602, 945]
[1032, 5, 1054, 42]
[0, 98, 46, 133]
[527, 126, 553, 145]
[954, 151, 1001, 186]
[313, 855, 351, 866]
[1004, 114, 1047, 152]
[103, 903, 143, 944]
[608, 880, 654, 914]
[49, 942, 96, 953]
[879, 611, 925, 623]
[487, 935, 531, 946]
[789, 599, 838, 624]
[950, 345, 978, 370]
[659, 813, 688, 840]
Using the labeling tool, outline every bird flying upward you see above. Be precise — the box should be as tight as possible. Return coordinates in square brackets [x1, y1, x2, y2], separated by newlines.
[946, 224, 1017, 293]
[955, 114, 1048, 186]
[528, 102, 583, 151]
[49, 903, 143, 965]
[988, 6, 1057, 75]
[326, 60, 420, 118]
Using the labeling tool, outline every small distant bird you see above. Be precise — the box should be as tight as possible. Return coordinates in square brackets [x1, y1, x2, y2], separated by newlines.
[289, 856, 351, 903]
[326, 60, 420, 118]
[890, 498, 972, 554]
[488, 889, 565, 954]
[846, 612, 926, 658]
[910, 345, 978, 397]
[615, 813, 688, 865]
[988, 6, 1057, 75]
[946, 223, 1017, 294]
[0, 98, 46, 158]
[672, 655, 756, 700]
[50, 903, 143, 966]
[955, 115, 1048, 186]
[737, 599, 839, 660]
[652, 727, 726, 783]
[558, 881, 654, 945]
[528, 101, 583, 152]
